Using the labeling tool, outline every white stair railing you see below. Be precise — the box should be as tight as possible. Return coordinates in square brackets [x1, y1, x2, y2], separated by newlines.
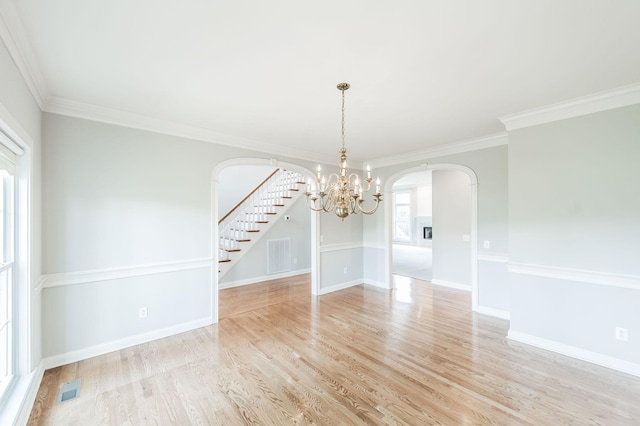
[218, 169, 304, 263]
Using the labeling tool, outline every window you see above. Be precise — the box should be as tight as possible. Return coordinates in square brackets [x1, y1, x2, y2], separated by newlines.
[393, 190, 412, 241]
[0, 171, 13, 399]
[0, 130, 24, 420]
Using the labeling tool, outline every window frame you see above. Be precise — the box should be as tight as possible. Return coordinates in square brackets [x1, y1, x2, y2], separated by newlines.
[392, 187, 416, 243]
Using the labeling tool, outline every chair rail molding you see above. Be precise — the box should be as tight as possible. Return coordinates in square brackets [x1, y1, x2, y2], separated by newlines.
[41, 258, 213, 289]
[508, 262, 640, 290]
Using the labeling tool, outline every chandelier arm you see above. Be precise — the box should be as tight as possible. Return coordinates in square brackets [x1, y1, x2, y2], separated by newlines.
[350, 196, 359, 214]
[323, 188, 338, 211]
[305, 194, 326, 212]
[356, 195, 382, 215]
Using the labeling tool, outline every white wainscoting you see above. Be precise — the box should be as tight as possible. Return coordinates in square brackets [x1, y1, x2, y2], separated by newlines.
[508, 262, 640, 377]
[476, 252, 510, 320]
[40, 259, 214, 368]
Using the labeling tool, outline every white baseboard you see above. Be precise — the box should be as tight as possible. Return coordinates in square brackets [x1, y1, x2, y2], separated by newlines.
[430, 279, 471, 292]
[219, 269, 311, 290]
[475, 305, 510, 320]
[318, 279, 362, 295]
[41, 317, 212, 370]
[508, 330, 640, 377]
[363, 278, 390, 289]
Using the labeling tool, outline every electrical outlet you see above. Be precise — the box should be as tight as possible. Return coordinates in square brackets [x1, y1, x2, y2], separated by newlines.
[462, 234, 471, 242]
[615, 327, 628, 342]
[343, 267, 348, 274]
[293, 257, 298, 265]
[139, 307, 148, 319]
[483, 240, 490, 249]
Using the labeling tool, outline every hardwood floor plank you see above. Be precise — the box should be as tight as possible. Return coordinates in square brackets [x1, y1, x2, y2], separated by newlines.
[28, 275, 640, 425]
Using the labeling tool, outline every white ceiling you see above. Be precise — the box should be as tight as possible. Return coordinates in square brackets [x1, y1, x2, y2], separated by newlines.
[4, 1, 640, 162]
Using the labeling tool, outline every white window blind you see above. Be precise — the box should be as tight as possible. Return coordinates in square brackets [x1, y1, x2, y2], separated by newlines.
[0, 130, 23, 174]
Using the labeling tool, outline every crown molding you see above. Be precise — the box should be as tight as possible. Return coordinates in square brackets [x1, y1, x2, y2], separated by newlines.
[367, 132, 508, 169]
[0, 0, 49, 109]
[45, 96, 336, 165]
[500, 82, 640, 131]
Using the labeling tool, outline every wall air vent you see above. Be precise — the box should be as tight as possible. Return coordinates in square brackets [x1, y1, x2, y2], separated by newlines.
[267, 238, 291, 274]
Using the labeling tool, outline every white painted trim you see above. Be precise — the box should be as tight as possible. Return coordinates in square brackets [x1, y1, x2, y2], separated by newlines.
[0, 101, 36, 152]
[430, 279, 472, 292]
[0, 0, 48, 109]
[219, 269, 311, 290]
[0, 128, 24, 156]
[478, 253, 509, 263]
[508, 330, 640, 378]
[32, 276, 44, 294]
[363, 278, 388, 289]
[41, 258, 213, 289]
[319, 242, 363, 253]
[475, 305, 510, 320]
[508, 262, 640, 290]
[15, 363, 45, 425]
[362, 241, 385, 250]
[41, 317, 212, 370]
[0, 363, 44, 426]
[46, 97, 336, 165]
[368, 133, 507, 169]
[317, 279, 362, 295]
[500, 82, 640, 131]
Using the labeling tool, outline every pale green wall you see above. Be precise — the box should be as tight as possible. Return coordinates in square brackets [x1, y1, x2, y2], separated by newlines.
[432, 169, 471, 287]
[40, 112, 362, 358]
[508, 104, 640, 363]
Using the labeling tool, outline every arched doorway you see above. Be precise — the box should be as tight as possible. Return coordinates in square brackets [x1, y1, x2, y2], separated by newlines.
[384, 163, 479, 310]
[211, 158, 319, 322]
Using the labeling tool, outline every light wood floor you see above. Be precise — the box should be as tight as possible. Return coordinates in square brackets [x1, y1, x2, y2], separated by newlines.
[28, 275, 640, 425]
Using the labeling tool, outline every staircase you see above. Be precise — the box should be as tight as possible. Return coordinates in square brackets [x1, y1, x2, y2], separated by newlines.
[218, 168, 306, 277]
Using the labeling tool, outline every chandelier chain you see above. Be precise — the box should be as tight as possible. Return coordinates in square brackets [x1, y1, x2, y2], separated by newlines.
[305, 82, 382, 219]
[341, 87, 346, 150]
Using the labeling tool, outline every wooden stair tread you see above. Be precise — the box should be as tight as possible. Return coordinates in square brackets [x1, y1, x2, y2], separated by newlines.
[218, 259, 231, 263]
[223, 249, 241, 252]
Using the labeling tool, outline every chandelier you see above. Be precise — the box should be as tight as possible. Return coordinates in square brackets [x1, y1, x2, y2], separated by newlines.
[305, 83, 382, 219]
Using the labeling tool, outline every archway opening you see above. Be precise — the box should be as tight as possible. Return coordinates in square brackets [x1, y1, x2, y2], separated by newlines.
[211, 159, 319, 322]
[384, 163, 478, 310]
